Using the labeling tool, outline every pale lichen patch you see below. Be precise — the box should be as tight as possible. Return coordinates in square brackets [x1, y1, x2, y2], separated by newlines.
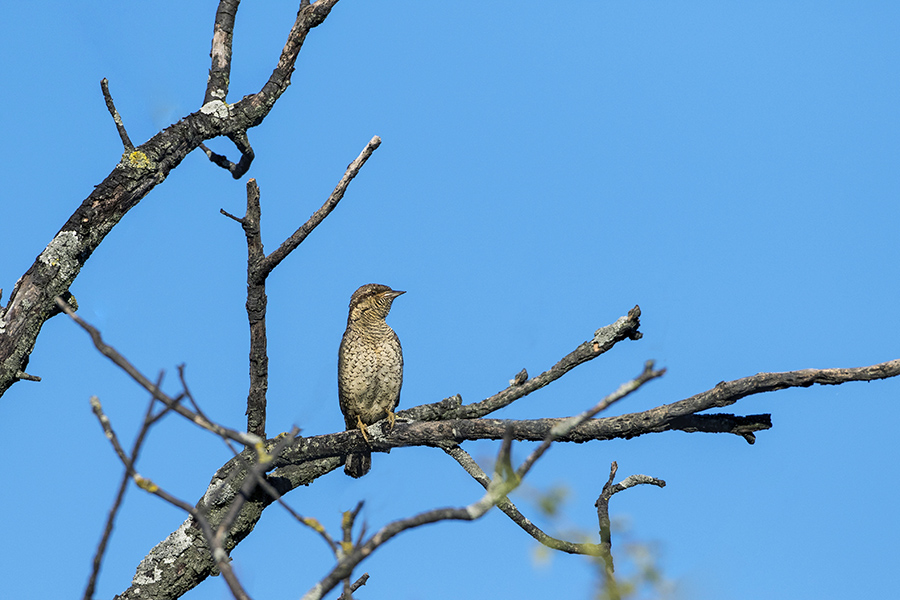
[200, 99, 230, 119]
[133, 519, 194, 585]
[38, 231, 80, 280]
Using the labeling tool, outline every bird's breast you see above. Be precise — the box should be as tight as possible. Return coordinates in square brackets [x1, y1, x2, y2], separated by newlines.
[338, 326, 403, 425]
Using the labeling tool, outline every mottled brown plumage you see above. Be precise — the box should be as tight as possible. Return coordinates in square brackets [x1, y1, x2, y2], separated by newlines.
[338, 283, 405, 478]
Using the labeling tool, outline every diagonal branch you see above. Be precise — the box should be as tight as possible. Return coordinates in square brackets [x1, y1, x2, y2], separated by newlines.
[100, 78, 133, 152]
[260, 135, 382, 278]
[516, 361, 664, 478]
[55, 297, 262, 449]
[401, 305, 643, 422]
[0, 0, 341, 400]
[442, 443, 604, 556]
[608, 359, 900, 431]
[83, 374, 168, 600]
[259, 0, 339, 103]
[302, 365, 661, 600]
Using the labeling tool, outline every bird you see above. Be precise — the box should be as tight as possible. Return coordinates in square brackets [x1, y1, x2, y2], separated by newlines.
[338, 283, 405, 478]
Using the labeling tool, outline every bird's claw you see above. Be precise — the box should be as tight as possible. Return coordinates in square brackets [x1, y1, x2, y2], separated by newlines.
[386, 410, 396, 433]
[355, 415, 371, 443]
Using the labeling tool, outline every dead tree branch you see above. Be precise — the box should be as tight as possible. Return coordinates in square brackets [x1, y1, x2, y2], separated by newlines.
[59, 297, 899, 599]
[0, 0, 342, 399]
[205, 0, 240, 104]
[442, 443, 604, 555]
[400, 305, 643, 422]
[100, 78, 133, 152]
[55, 297, 262, 449]
[595, 461, 666, 591]
[83, 374, 168, 600]
[221, 135, 381, 439]
[302, 364, 662, 600]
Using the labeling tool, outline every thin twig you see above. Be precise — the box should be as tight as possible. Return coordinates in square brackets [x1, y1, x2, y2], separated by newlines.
[442, 444, 604, 556]
[400, 306, 643, 422]
[14, 370, 40, 382]
[594, 461, 666, 593]
[89, 396, 196, 513]
[338, 573, 369, 599]
[340, 501, 365, 599]
[100, 78, 134, 152]
[260, 135, 382, 277]
[516, 361, 664, 478]
[55, 296, 261, 448]
[83, 373, 166, 600]
[89, 395, 255, 600]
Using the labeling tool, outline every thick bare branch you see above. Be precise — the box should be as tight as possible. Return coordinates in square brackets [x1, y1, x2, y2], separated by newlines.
[258, 1, 339, 104]
[0, 0, 341, 400]
[205, 0, 241, 104]
[225, 179, 270, 439]
[302, 366, 661, 600]
[281, 358, 900, 465]
[609, 359, 900, 433]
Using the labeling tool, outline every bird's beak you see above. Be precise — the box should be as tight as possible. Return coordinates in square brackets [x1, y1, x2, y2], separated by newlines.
[386, 290, 406, 299]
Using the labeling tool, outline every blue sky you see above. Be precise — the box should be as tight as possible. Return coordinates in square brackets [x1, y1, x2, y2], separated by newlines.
[2, 2, 899, 599]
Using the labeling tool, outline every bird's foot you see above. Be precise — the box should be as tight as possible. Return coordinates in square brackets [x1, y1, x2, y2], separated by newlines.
[355, 415, 371, 443]
[386, 410, 397, 433]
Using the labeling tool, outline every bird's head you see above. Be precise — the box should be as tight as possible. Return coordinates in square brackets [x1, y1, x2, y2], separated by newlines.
[347, 283, 405, 324]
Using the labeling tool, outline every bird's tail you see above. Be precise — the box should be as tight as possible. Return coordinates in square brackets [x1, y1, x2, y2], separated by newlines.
[345, 452, 371, 478]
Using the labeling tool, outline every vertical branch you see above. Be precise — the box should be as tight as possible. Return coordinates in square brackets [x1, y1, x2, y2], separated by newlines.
[205, 0, 241, 104]
[221, 138, 382, 440]
[243, 180, 268, 439]
[221, 179, 267, 440]
[594, 462, 666, 598]
[340, 501, 365, 599]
